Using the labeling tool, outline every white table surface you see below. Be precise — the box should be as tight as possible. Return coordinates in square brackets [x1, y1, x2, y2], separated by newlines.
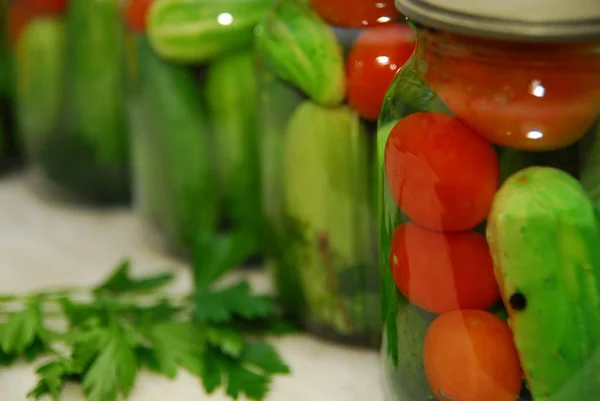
[0, 172, 385, 401]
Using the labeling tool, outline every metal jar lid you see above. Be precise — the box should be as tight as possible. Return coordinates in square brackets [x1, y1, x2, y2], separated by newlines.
[396, 0, 600, 42]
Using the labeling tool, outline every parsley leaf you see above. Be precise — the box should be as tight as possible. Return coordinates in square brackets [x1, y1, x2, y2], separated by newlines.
[94, 260, 175, 295]
[142, 322, 206, 378]
[193, 230, 260, 289]
[2, 258, 292, 401]
[201, 346, 224, 394]
[206, 326, 245, 358]
[201, 342, 289, 401]
[224, 360, 269, 401]
[241, 343, 290, 375]
[1, 300, 49, 356]
[28, 358, 79, 401]
[195, 281, 274, 324]
[0, 346, 17, 366]
[79, 325, 139, 401]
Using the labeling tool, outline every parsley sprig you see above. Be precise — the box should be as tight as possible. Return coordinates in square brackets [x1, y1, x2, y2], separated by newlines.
[0, 230, 294, 401]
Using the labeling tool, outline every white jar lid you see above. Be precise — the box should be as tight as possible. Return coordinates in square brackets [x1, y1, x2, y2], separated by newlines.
[396, 0, 600, 42]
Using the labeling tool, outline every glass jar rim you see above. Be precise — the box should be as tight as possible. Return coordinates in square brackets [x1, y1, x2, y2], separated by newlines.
[396, 0, 600, 42]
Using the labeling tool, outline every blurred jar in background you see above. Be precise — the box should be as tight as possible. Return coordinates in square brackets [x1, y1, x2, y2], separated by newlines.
[124, 0, 268, 261]
[255, 0, 415, 347]
[0, 0, 23, 175]
[13, 0, 130, 204]
[379, 0, 600, 400]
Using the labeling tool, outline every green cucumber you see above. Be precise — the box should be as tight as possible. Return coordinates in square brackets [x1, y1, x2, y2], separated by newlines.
[65, 0, 128, 164]
[579, 119, 600, 210]
[255, 0, 345, 106]
[486, 166, 600, 401]
[383, 294, 435, 401]
[15, 17, 65, 158]
[34, 0, 129, 203]
[377, 121, 406, 364]
[256, 63, 304, 223]
[127, 34, 166, 223]
[0, 0, 9, 99]
[283, 101, 373, 336]
[134, 35, 218, 254]
[379, 57, 450, 124]
[147, 0, 271, 64]
[204, 51, 262, 235]
[256, 63, 306, 314]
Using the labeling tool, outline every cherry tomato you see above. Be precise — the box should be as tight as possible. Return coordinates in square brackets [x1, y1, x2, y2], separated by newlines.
[390, 222, 500, 314]
[385, 112, 499, 232]
[126, 0, 153, 33]
[424, 310, 523, 401]
[346, 24, 416, 120]
[8, 2, 34, 47]
[423, 43, 600, 151]
[310, 0, 401, 28]
[22, 0, 68, 15]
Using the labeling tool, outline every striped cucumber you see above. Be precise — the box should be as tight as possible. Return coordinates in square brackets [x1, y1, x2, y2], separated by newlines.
[15, 17, 65, 157]
[135, 35, 218, 254]
[255, 0, 345, 106]
[283, 101, 372, 335]
[67, 0, 128, 163]
[65, 0, 128, 164]
[486, 166, 600, 401]
[204, 51, 262, 234]
[147, 0, 271, 64]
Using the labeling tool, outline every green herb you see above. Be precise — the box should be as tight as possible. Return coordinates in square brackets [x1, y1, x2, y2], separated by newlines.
[0, 231, 293, 401]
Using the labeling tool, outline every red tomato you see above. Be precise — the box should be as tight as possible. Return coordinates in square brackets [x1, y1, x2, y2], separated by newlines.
[8, 2, 34, 47]
[384, 112, 499, 232]
[126, 0, 153, 33]
[390, 222, 500, 314]
[422, 42, 600, 151]
[424, 310, 523, 401]
[22, 0, 68, 15]
[310, 0, 401, 28]
[346, 24, 416, 120]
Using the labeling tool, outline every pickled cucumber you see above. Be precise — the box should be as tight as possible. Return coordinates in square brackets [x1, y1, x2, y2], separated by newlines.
[283, 101, 374, 337]
[579, 119, 600, 210]
[255, 0, 345, 106]
[256, 64, 306, 314]
[204, 51, 262, 235]
[383, 295, 435, 401]
[148, 0, 272, 64]
[133, 35, 218, 255]
[35, 0, 130, 203]
[487, 166, 600, 401]
[15, 17, 65, 158]
[65, 0, 127, 164]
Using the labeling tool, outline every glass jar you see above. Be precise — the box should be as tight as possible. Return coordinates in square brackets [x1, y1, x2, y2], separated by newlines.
[124, 0, 270, 260]
[256, 0, 415, 347]
[13, 0, 130, 204]
[379, 1, 600, 400]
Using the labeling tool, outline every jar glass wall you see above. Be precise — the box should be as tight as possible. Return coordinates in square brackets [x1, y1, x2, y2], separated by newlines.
[13, 0, 129, 204]
[379, 23, 600, 401]
[124, 0, 269, 260]
[1, 0, 22, 175]
[256, 0, 415, 346]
